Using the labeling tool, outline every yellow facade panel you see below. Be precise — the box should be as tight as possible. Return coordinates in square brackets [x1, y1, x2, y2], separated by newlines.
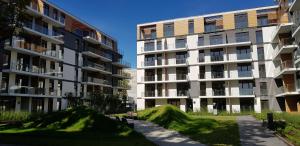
[223, 13, 235, 30]
[174, 20, 188, 36]
[248, 10, 257, 27]
[38, 0, 44, 13]
[156, 23, 164, 38]
[194, 17, 204, 33]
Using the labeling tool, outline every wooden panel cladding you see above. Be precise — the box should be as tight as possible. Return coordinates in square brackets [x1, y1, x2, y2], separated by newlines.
[282, 74, 295, 92]
[37, 0, 44, 13]
[285, 96, 300, 112]
[280, 53, 292, 61]
[174, 20, 188, 36]
[156, 23, 164, 38]
[223, 13, 235, 30]
[248, 10, 257, 27]
[194, 17, 204, 33]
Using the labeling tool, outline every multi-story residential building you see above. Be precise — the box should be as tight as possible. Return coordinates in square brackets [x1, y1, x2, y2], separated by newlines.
[0, 0, 130, 112]
[136, 4, 298, 113]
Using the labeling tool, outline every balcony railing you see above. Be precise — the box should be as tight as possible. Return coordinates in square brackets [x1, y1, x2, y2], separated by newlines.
[279, 38, 294, 47]
[199, 73, 205, 79]
[4, 86, 45, 95]
[177, 90, 189, 96]
[176, 74, 187, 80]
[12, 40, 63, 59]
[83, 61, 112, 73]
[200, 90, 206, 96]
[279, 83, 295, 93]
[198, 57, 205, 62]
[115, 71, 131, 78]
[211, 55, 223, 61]
[24, 21, 48, 35]
[211, 72, 224, 78]
[237, 53, 251, 60]
[84, 47, 112, 60]
[145, 91, 155, 97]
[114, 59, 131, 67]
[7, 62, 62, 77]
[280, 60, 294, 70]
[239, 88, 254, 95]
[85, 77, 111, 86]
[144, 61, 155, 66]
[176, 42, 186, 48]
[144, 76, 155, 81]
[213, 89, 225, 96]
[176, 58, 187, 64]
[144, 44, 155, 52]
[238, 71, 252, 77]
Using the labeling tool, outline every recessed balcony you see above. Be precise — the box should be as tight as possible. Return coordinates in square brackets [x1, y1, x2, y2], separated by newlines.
[82, 61, 112, 74]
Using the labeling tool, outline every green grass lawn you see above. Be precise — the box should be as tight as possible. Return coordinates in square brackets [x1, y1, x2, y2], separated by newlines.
[0, 108, 156, 146]
[138, 105, 240, 146]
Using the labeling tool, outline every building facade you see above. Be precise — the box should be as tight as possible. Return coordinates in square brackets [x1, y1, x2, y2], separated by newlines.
[136, 2, 300, 113]
[125, 69, 137, 110]
[0, 0, 130, 112]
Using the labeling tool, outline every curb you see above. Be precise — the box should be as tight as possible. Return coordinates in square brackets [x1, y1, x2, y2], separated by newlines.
[274, 133, 295, 146]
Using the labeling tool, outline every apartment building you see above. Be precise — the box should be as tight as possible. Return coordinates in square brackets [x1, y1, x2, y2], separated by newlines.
[136, 3, 299, 113]
[0, 0, 130, 112]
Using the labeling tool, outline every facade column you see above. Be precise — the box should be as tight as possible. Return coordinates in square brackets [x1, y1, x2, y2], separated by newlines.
[207, 98, 213, 113]
[226, 98, 231, 113]
[15, 97, 21, 112]
[45, 79, 50, 95]
[44, 98, 48, 113]
[192, 98, 201, 112]
[254, 97, 261, 113]
[28, 97, 32, 112]
[180, 99, 186, 112]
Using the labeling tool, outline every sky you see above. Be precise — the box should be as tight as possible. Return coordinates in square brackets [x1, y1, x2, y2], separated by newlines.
[48, 0, 276, 68]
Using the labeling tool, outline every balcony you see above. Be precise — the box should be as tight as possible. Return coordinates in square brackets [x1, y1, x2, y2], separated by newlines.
[84, 77, 111, 87]
[144, 43, 155, 52]
[112, 59, 131, 68]
[113, 71, 131, 79]
[115, 82, 131, 90]
[175, 42, 187, 49]
[82, 47, 112, 62]
[26, 3, 65, 27]
[144, 61, 155, 67]
[83, 33, 100, 45]
[176, 74, 187, 80]
[198, 57, 205, 62]
[239, 88, 254, 95]
[237, 53, 251, 60]
[7, 40, 63, 61]
[238, 71, 252, 77]
[3, 62, 62, 79]
[211, 55, 224, 61]
[0, 86, 61, 97]
[280, 60, 294, 70]
[145, 91, 155, 97]
[82, 61, 112, 74]
[213, 89, 225, 96]
[100, 40, 113, 50]
[211, 72, 224, 78]
[176, 58, 187, 64]
[144, 76, 155, 82]
[177, 90, 189, 96]
[23, 21, 64, 44]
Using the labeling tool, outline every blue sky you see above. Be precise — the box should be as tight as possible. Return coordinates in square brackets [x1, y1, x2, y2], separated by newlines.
[49, 0, 275, 68]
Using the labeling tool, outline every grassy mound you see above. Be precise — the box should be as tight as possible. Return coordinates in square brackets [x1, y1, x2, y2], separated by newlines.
[138, 105, 189, 128]
[0, 107, 155, 146]
[138, 105, 240, 146]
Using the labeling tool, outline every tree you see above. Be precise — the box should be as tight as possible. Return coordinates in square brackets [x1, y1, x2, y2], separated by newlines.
[0, 0, 30, 70]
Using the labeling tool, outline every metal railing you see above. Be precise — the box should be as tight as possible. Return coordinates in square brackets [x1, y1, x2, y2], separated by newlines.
[279, 83, 295, 93]
[144, 61, 155, 66]
[145, 91, 155, 97]
[237, 53, 251, 60]
[5, 86, 45, 95]
[200, 90, 206, 96]
[238, 71, 252, 77]
[84, 47, 112, 60]
[198, 57, 205, 62]
[199, 73, 205, 79]
[213, 89, 225, 96]
[144, 76, 155, 81]
[114, 59, 131, 67]
[83, 61, 112, 72]
[177, 90, 189, 96]
[115, 71, 131, 78]
[85, 77, 111, 86]
[239, 88, 254, 95]
[211, 72, 224, 78]
[211, 55, 224, 61]
[176, 74, 187, 80]
[176, 58, 187, 64]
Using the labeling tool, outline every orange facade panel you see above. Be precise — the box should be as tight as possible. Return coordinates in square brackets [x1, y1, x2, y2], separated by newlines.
[156, 23, 164, 38]
[194, 17, 204, 33]
[248, 10, 257, 27]
[174, 20, 188, 36]
[223, 13, 235, 30]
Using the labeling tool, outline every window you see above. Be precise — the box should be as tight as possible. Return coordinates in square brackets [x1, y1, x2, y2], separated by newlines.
[43, 3, 49, 16]
[188, 20, 194, 34]
[200, 82, 206, 96]
[144, 55, 155, 66]
[198, 37, 204, 46]
[211, 65, 224, 78]
[176, 52, 188, 64]
[157, 54, 162, 65]
[199, 66, 205, 79]
[176, 38, 186, 48]
[163, 23, 174, 37]
[237, 63, 252, 77]
[235, 13, 248, 29]
[256, 30, 263, 44]
[237, 46, 251, 60]
[259, 64, 266, 78]
[144, 42, 155, 51]
[199, 50, 205, 62]
[236, 32, 249, 42]
[257, 47, 265, 60]
[257, 16, 268, 26]
[239, 81, 254, 95]
[260, 82, 268, 96]
[204, 15, 223, 32]
[157, 40, 162, 50]
[210, 48, 224, 61]
[209, 35, 223, 45]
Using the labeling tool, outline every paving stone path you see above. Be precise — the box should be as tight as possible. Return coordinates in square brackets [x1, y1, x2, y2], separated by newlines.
[237, 116, 288, 146]
[128, 119, 205, 146]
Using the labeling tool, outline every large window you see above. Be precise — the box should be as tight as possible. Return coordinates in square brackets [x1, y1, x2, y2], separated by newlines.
[238, 63, 252, 77]
[256, 30, 263, 44]
[209, 35, 223, 45]
[257, 47, 265, 60]
[235, 13, 248, 29]
[237, 46, 251, 60]
[188, 20, 194, 34]
[257, 16, 268, 26]
[175, 38, 186, 48]
[198, 36, 204, 46]
[260, 82, 268, 96]
[239, 81, 254, 95]
[236, 32, 249, 42]
[144, 42, 155, 51]
[204, 15, 223, 32]
[163, 23, 174, 37]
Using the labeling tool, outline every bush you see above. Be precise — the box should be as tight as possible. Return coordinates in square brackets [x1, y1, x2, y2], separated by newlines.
[0, 111, 31, 121]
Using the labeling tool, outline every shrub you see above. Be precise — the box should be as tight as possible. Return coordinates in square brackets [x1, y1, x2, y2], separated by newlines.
[0, 111, 31, 121]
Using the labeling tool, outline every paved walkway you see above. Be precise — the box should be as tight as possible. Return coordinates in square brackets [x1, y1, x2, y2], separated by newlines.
[237, 116, 288, 146]
[128, 119, 205, 146]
